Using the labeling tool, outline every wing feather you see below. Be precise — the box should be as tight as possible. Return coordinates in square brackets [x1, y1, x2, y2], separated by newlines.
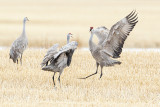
[66, 50, 75, 66]
[93, 26, 109, 45]
[9, 36, 28, 62]
[53, 41, 78, 67]
[102, 10, 138, 58]
[53, 41, 78, 59]
[41, 44, 59, 67]
[56, 53, 68, 69]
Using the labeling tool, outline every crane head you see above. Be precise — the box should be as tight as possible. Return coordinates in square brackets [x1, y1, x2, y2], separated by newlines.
[24, 17, 29, 22]
[90, 27, 93, 31]
[68, 33, 73, 38]
[69, 33, 72, 35]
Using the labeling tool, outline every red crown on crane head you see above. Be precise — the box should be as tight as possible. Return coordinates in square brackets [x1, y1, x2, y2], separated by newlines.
[90, 27, 93, 31]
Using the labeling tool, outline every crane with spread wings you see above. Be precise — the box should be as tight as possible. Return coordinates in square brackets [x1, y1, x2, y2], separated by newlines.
[80, 10, 138, 79]
[41, 33, 78, 86]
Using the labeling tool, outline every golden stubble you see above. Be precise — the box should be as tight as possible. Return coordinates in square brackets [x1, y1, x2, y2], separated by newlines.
[0, 48, 160, 106]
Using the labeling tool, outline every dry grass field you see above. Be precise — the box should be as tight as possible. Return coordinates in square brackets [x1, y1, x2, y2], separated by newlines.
[0, 0, 160, 48]
[0, 48, 160, 106]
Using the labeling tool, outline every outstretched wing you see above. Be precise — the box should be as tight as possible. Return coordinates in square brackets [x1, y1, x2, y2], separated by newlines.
[41, 44, 59, 67]
[102, 10, 138, 58]
[54, 41, 78, 66]
[94, 26, 109, 45]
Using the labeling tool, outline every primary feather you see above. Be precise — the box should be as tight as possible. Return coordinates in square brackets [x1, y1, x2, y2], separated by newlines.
[102, 10, 138, 58]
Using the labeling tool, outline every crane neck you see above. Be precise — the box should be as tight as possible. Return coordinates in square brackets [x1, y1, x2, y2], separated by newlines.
[89, 32, 94, 43]
[22, 20, 26, 36]
[89, 32, 95, 51]
[67, 34, 70, 44]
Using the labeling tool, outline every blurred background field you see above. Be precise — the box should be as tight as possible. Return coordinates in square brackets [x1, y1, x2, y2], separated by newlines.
[0, 0, 160, 48]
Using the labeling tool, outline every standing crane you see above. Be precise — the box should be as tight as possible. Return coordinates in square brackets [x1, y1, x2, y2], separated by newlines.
[9, 17, 29, 65]
[80, 10, 138, 79]
[41, 33, 78, 87]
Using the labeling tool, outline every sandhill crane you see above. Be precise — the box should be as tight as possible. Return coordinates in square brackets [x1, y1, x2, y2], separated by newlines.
[9, 17, 29, 65]
[41, 33, 78, 87]
[80, 11, 138, 79]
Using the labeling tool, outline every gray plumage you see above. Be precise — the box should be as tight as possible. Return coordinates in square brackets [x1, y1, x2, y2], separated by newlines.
[93, 26, 109, 45]
[80, 10, 138, 79]
[9, 17, 29, 65]
[41, 33, 78, 86]
[41, 43, 59, 67]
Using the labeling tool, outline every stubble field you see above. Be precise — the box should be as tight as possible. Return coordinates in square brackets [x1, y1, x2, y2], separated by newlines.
[0, 48, 160, 106]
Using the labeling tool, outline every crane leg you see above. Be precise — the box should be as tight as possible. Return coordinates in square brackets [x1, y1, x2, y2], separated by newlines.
[99, 66, 103, 79]
[52, 72, 56, 87]
[17, 59, 18, 64]
[58, 71, 62, 87]
[20, 54, 23, 65]
[79, 62, 99, 79]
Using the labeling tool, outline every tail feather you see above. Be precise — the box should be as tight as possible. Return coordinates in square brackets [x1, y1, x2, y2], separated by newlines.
[9, 53, 19, 63]
[10, 56, 17, 63]
[105, 58, 122, 66]
[42, 65, 53, 71]
[114, 61, 121, 65]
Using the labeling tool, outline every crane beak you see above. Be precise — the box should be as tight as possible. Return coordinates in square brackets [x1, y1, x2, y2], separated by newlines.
[27, 17, 29, 21]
